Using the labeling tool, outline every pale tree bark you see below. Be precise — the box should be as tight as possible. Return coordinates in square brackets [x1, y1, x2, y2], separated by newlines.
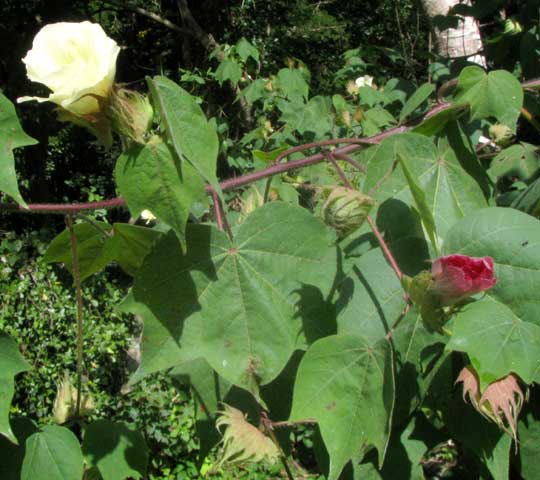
[421, 0, 486, 67]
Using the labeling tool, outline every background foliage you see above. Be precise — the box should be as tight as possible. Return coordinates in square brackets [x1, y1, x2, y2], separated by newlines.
[3, 0, 540, 479]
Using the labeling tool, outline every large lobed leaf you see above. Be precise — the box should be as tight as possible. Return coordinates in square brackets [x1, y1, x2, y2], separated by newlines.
[127, 202, 338, 396]
[82, 420, 148, 480]
[453, 66, 523, 131]
[21, 425, 83, 480]
[289, 334, 395, 480]
[359, 129, 487, 244]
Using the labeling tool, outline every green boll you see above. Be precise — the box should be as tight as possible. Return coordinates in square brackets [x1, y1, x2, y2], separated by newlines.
[321, 186, 375, 238]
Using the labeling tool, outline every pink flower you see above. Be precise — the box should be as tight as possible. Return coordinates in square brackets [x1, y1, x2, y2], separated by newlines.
[431, 254, 496, 305]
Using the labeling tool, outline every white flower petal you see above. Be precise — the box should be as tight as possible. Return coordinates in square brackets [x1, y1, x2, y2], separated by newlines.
[19, 21, 120, 115]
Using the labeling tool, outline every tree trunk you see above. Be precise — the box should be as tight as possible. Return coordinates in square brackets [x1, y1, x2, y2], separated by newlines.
[422, 0, 486, 67]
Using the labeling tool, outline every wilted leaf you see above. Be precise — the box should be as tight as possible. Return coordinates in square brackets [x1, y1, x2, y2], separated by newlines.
[455, 365, 481, 408]
[216, 404, 279, 466]
[478, 374, 524, 441]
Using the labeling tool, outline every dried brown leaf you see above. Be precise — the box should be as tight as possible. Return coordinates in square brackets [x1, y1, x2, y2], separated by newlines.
[478, 373, 524, 441]
[455, 365, 481, 408]
[216, 404, 279, 466]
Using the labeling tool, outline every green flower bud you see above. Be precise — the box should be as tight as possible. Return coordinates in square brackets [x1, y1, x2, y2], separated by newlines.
[403, 270, 453, 332]
[107, 86, 154, 143]
[489, 123, 513, 147]
[402, 271, 432, 306]
[321, 186, 375, 238]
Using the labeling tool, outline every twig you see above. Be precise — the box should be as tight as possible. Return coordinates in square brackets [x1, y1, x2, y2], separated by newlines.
[211, 189, 234, 240]
[260, 411, 294, 480]
[65, 214, 84, 418]
[333, 152, 366, 174]
[101, 0, 194, 38]
[366, 216, 403, 281]
[326, 152, 403, 282]
[521, 107, 540, 134]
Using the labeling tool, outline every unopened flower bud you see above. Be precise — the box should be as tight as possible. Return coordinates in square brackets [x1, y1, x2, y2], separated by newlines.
[107, 86, 154, 143]
[322, 187, 375, 238]
[430, 254, 496, 305]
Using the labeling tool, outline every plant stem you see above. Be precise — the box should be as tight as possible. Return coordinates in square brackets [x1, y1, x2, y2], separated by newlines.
[65, 214, 84, 417]
[366, 215, 403, 281]
[260, 411, 294, 480]
[327, 151, 404, 282]
[521, 107, 540, 134]
[211, 189, 233, 240]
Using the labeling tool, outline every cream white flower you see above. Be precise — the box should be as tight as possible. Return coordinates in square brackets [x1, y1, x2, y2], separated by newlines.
[17, 21, 120, 115]
[355, 75, 374, 89]
[140, 209, 156, 224]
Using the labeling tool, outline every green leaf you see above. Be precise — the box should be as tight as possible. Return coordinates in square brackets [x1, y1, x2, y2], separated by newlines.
[358, 87, 391, 108]
[518, 406, 540, 480]
[448, 297, 540, 386]
[397, 152, 438, 252]
[109, 223, 162, 276]
[488, 142, 540, 182]
[443, 207, 540, 385]
[43, 222, 114, 282]
[82, 420, 148, 480]
[235, 38, 259, 63]
[278, 96, 333, 138]
[21, 425, 83, 480]
[44, 222, 161, 280]
[130, 202, 337, 395]
[171, 358, 231, 415]
[252, 145, 289, 165]
[0, 93, 37, 207]
[412, 103, 467, 136]
[147, 76, 221, 196]
[114, 139, 205, 248]
[214, 60, 243, 86]
[453, 66, 523, 131]
[360, 131, 487, 241]
[289, 334, 394, 480]
[512, 175, 540, 217]
[0, 418, 38, 480]
[276, 68, 309, 102]
[337, 237, 429, 343]
[0, 334, 31, 443]
[240, 79, 267, 105]
[360, 107, 396, 136]
[399, 82, 435, 123]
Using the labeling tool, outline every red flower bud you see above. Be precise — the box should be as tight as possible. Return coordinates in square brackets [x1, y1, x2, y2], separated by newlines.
[431, 254, 496, 305]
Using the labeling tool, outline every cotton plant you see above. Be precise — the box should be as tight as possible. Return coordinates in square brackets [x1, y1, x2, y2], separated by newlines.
[18, 21, 153, 146]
